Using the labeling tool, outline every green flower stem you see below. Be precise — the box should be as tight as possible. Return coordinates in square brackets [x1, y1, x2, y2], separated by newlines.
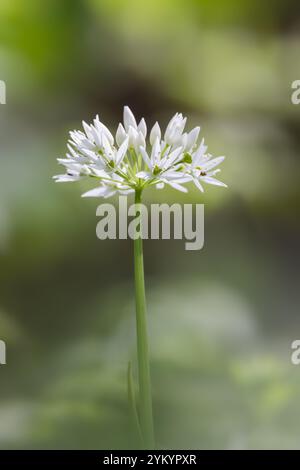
[134, 189, 155, 448]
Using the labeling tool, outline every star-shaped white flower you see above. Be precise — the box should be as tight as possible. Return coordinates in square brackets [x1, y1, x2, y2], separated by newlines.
[53, 106, 227, 197]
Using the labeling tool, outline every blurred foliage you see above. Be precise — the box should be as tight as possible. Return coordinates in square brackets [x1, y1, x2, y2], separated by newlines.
[0, 0, 300, 449]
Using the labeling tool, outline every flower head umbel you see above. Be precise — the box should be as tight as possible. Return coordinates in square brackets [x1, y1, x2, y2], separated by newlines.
[54, 106, 227, 197]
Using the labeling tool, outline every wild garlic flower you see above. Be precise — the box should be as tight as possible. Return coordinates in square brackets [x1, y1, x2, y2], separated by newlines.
[54, 106, 227, 197]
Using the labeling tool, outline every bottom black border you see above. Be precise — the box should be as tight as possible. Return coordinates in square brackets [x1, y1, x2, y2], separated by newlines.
[0, 450, 298, 466]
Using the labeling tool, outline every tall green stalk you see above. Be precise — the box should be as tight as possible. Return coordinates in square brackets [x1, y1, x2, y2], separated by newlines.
[134, 189, 155, 448]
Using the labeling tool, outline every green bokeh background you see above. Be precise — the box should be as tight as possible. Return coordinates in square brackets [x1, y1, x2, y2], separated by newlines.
[0, 0, 300, 449]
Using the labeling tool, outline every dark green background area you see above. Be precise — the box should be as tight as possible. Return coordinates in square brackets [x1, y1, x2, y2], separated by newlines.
[0, 0, 300, 449]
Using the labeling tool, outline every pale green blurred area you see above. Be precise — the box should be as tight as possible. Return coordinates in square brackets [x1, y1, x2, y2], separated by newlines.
[0, 0, 300, 449]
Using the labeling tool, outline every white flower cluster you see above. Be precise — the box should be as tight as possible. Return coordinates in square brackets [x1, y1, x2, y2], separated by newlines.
[54, 106, 227, 197]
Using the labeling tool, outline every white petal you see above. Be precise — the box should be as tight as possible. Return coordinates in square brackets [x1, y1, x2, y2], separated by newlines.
[92, 168, 108, 177]
[139, 147, 152, 168]
[71, 133, 95, 150]
[192, 139, 208, 167]
[175, 114, 186, 134]
[118, 188, 134, 196]
[82, 121, 93, 140]
[201, 176, 227, 187]
[128, 125, 139, 148]
[151, 137, 161, 163]
[116, 137, 129, 165]
[90, 126, 103, 148]
[91, 158, 107, 171]
[193, 178, 204, 192]
[180, 133, 187, 149]
[116, 123, 127, 146]
[133, 130, 145, 153]
[136, 171, 151, 180]
[102, 134, 114, 158]
[186, 127, 200, 151]
[81, 186, 109, 198]
[70, 130, 85, 144]
[59, 161, 84, 173]
[202, 156, 225, 171]
[161, 146, 183, 168]
[94, 116, 114, 145]
[164, 113, 178, 141]
[103, 189, 117, 198]
[166, 180, 188, 193]
[164, 172, 191, 183]
[53, 174, 81, 182]
[150, 122, 161, 145]
[123, 106, 137, 131]
[67, 144, 80, 159]
[164, 113, 186, 145]
[137, 118, 147, 138]
[57, 158, 76, 164]
[80, 148, 99, 161]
